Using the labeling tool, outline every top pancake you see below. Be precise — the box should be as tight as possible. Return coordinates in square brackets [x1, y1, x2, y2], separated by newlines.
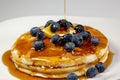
[11, 26, 108, 67]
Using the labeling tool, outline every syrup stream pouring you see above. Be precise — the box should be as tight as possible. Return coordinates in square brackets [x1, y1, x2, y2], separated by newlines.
[64, 0, 66, 20]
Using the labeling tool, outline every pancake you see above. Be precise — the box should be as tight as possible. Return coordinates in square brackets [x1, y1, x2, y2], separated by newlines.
[12, 49, 109, 78]
[11, 22, 109, 78]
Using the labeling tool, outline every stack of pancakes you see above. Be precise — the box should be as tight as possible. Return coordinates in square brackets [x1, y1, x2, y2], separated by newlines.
[11, 25, 109, 78]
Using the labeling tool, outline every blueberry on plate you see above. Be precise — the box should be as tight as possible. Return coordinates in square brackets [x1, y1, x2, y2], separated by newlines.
[50, 22, 60, 32]
[44, 20, 55, 27]
[74, 24, 84, 33]
[86, 67, 98, 78]
[30, 27, 41, 37]
[51, 34, 60, 44]
[95, 62, 106, 73]
[67, 73, 78, 80]
[65, 42, 75, 52]
[33, 40, 44, 51]
[72, 34, 83, 46]
[90, 36, 100, 46]
[80, 31, 91, 40]
[36, 31, 44, 40]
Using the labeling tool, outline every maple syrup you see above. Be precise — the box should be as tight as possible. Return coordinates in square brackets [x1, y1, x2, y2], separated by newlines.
[64, 0, 66, 19]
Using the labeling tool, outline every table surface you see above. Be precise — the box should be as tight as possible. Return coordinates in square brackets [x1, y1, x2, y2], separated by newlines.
[0, 0, 120, 22]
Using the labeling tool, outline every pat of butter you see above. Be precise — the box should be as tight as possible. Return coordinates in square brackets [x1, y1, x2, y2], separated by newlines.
[42, 24, 75, 38]
[42, 25, 56, 38]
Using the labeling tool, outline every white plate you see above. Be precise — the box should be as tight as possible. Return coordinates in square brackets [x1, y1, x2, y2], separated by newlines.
[0, 16, 120, 80]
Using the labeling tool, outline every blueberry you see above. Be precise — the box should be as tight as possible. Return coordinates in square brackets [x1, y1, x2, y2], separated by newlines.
[90, 36, 100, 46]
[95, 62, 105, 73]
[66, 21, 72, 28]
[74, 24, 84, 33]
[36, 31, 44, 40]
[33, 40, 44, 51]
[65, 42, 75, 52]
[44, 20, 55, 27]
[50, 22, 60, 32]
[86, 67, 98, 78]
[57, 19, 66, 27]
[62, 34, 73, 43]
[51, 34, 60, 44]
[67, 73, 78, 80]
[80, 31, 91, 40]
[30, 27, 40, 37]
[58, 38, 66, 46]
[57, 19, 72, 29]
[72, 34, 83, 46]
